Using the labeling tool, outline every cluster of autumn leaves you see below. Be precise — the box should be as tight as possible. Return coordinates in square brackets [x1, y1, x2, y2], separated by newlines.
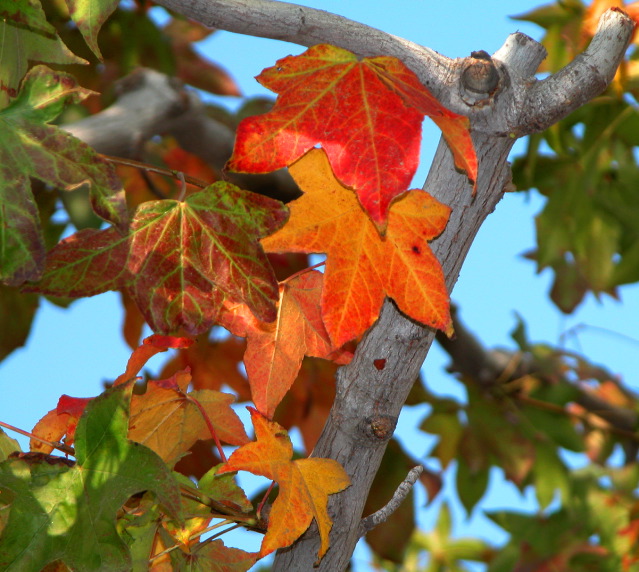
[1, 5, 476, 562]
[32, 44, 476, 423]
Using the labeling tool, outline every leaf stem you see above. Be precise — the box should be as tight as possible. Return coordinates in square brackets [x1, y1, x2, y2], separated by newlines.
[186, 395, 227, 462]
[201, 522, 241, 544]
[177, 171, 187, 201]
[282, 260, 326, 284]
[256, 481, 275, 520]
[178, 484, 261, 529]
[101, 153, 211, 189]
[0, 420, 75, 456]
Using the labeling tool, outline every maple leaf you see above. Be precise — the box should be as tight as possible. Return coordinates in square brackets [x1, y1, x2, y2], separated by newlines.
[165, 539, 257, 572]
[227, 44, 475, 229]
[159, 335, 252, 401]
[218, 408, 350, 560]
[28, 183, 288, 335]
[29, 335, 194, 454]
[113, 334, 195, 386]
[0, 430, 20, 462]
[65, 0, 119, 60]
[261, 149, 452, 346]
[129, 368, 249, 467]
[274, 357, 340, 453]
[0, 382, 182, 572]
[0, 3, 86, 106]
[30, 395, 94, 454]
[0, 66, 127, 286]
[221, 271, 352, 419]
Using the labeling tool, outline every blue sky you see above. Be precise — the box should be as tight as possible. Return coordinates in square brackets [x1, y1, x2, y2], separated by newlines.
[2, 0, 639, 569]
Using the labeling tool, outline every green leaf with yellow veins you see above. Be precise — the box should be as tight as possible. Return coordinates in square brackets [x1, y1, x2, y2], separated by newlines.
[0, 0, 87, 108]
[0, 66, 127, 286]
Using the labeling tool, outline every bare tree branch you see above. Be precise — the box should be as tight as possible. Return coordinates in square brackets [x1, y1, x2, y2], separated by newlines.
[517, 8, 636, 134]
[358, 465, 424, 538]
[64, 68, 300, 202]
[154, 0, 451, 93]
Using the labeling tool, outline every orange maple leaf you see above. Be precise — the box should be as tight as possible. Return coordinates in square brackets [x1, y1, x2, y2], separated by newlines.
[30, 395, 93, 453]
[29, 335, 196, 454]
[218, 408, 350, 560]
[227, 44, 475, 230]
[220, 271, 352, 419]
[275, 357, 340, 454]
[261, 148, 452, 347]
[129, 368, 249, 466]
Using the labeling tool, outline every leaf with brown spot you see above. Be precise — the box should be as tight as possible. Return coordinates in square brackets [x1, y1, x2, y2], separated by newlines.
[262, 149, 452, 346]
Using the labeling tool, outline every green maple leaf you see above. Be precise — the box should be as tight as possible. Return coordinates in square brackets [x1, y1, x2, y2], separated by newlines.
[0, 1, 87, 107]
[0, 382, 182, 572]
[27, 183, 288, 334]
[0, 65, 128, 286]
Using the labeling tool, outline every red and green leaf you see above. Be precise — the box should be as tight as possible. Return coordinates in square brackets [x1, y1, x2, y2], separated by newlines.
[28, 183, 288, 334]
[0, 66, 127, 286]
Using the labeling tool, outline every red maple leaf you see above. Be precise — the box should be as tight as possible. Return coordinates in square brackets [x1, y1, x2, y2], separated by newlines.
[228, 44, 475, 230]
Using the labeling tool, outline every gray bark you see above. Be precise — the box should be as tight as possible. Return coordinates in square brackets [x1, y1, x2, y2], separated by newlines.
[151, 2, 636, 568]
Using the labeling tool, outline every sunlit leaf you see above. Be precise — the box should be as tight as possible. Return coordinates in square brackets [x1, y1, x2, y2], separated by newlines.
[221, 271, 352, 418]
[218, 408, 350, 560]
[0, 66, 126, 286]
[0, 383, 182, 571]
[228, 44, 475, 229]
[262, 148, 452, 346]
[28, 183, 288, 334]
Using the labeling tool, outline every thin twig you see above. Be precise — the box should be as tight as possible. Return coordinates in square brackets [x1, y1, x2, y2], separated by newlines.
[101, 154, 211, 189]
[257, 481, 276, 521]
[357, 465, 424, 537]
[0, 420, 75, 456]
[281, 260, 326, 284]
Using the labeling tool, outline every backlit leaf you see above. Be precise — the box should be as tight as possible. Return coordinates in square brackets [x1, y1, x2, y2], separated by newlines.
[0, 382, 182, 571]
[0, 66, 127, 286]
[262, 149, 452, 346]
[28, 183, 288, 334]
[0, 430, 20, 463]
[65, 0, 119, 60]
[0, 1, 86, 107]
[167, 539, 257, 571]
[228, 44, 475, 229]
[159, 335, 252, 401]
[218, 408, 350, 560]
[222, 271, 352, 418]
[129, 368, 249, 467]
